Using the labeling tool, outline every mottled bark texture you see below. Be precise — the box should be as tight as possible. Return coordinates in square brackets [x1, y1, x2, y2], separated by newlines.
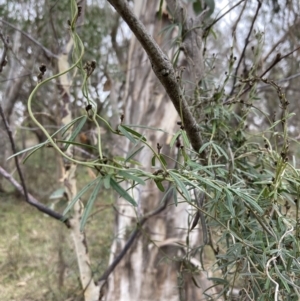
[105, 1, 218, 300]
[57, 37, 100, 301]
[107, 0, 205, 158]
[0, 30, 24, 191]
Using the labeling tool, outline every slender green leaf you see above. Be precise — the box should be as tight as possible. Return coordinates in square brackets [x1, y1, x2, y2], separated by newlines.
[182, 130, 190, 148]
[193, 174, 222, 192]
[103, 175, 111, 189]
[208, 277, 229, 285]
[119, 170, 145, 185]
[169, 170, 191, 202]
[229, 188, 264, 214]
[154, 179, 165, 192]
[61, 115, 87, 136]
[125, 124, 167, 133]
[122, 125, 147, 141]
[110, 178, 137, 206]
[173, 186, 178, 206]
[7, 141, 47, 161]
[170, 130, 181, 149]
[118, 125, 136, 143]
[160, 154, 167, 166]
[8, 115, 85, 161]
[160, 185, 173, 204]
[117, 156, 142, 166]
[172, 47, 181, 66]
[80, 179, 102, 231]
[63, 115, 87, 150]
[158, 0, 164, 19]
[274, 264, 291, 292]
[49, 188, 65, 200]
[199, 141, 212, 154]
[63, 177, 99, 216]
[125, 145, 144, 163]
[212, 143, 228, 160]
[224, 188, 234, 216]
[191, 275, 201, 288]
[151, 155, 156, 166]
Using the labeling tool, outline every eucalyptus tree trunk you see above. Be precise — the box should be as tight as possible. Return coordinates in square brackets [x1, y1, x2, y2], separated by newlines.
[106, 1, 218, 300]
[0, 30, 24, 191]
[55, 3, 101, 299]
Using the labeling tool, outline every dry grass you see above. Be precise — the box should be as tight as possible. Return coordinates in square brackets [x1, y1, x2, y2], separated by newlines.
[0, 149, 114, 301]
[0, 195, 114, 301]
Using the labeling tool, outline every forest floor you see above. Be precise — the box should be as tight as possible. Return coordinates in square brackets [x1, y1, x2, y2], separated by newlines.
[0, 153, 114, 301]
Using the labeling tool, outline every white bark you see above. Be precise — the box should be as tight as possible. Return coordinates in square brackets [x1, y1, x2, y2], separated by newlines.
[105, 1, 219, 300]
[58, 38, 100, 301]
[0, 30, 24, 190]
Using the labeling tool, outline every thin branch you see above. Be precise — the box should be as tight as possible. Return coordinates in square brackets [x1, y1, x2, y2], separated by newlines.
[0, 104, 70, 227]
[106, 0, 205, 157]
[233, 45, 300, 98]
[98, 227, 140, 282]
[97, 148, 181, 283]
[48, 0, 60, 52]
[231, 0, 248, 39]
[0, 165, 69, 226]
[204, 0, 246, 34]
[98, 189, 172, 282]
[111, 13, 124, 66]
[101, 189, 173, 282]
[0, 19, 58, 59]
[276, 71, 300, 84]
[263, 34, 287, 63]
[0, 103, 30, 203]
[259, 45, 300, 78]
[0, 73, 32, 83]
[229, 0, 262, 96]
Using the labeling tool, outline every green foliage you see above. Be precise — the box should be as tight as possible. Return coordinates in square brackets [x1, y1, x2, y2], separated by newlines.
[18, 1, 300, 300]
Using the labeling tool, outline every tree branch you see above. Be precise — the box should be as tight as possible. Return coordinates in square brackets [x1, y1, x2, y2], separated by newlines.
[204, 0, 246, 34]
[97, 149, 181, 283]
[0, 104, 70, 227]
[0, 165, 70, 226]
[98, 188, 172, 282]
[224, 45, 300, 100]
[0, 19, 58, 59]
[106, 0, 205, 156]
[229, 0, 262, 96]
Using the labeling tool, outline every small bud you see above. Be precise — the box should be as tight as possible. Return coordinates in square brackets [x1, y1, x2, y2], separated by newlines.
[85, 104, 92, 111]
[39, 64, 46, 73]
